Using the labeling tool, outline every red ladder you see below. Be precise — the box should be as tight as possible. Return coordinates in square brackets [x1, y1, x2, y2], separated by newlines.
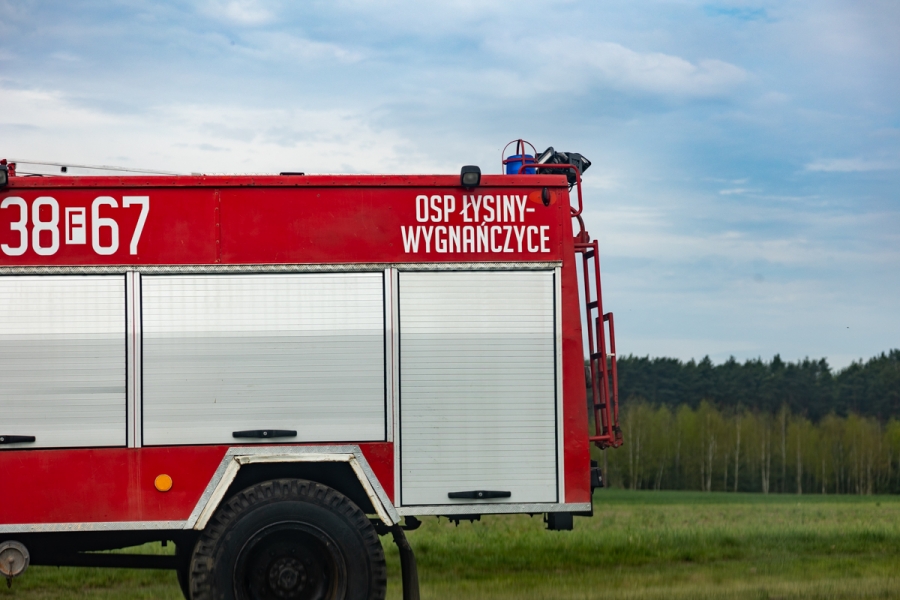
[576, 237, 622, 449]
[506, 151, 622, 449]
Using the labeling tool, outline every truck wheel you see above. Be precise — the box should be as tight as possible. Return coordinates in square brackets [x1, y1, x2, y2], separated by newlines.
[189, 479, 386, 600]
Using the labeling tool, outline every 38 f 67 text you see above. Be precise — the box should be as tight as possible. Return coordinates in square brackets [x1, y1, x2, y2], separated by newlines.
[0, 196, 149, 257]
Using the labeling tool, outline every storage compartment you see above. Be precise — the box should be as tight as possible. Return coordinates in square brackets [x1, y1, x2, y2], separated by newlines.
[141, 273, 387, 446]
[398, 270, 558, 506]
[0, 275, 127, 449]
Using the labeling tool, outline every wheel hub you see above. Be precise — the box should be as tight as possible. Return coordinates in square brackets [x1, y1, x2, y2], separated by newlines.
[235, 522, 346, 600]
[268, 556, 307, 597]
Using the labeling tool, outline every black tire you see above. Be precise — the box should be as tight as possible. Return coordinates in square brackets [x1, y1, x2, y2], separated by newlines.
[189, 478, 386, 600]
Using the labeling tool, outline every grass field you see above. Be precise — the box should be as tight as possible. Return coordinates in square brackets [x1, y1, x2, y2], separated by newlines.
[3, 490, 900, 599]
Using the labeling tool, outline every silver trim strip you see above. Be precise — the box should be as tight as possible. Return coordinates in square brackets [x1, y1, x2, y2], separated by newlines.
[555, 266, 565, 503]
[125, 272, 143, 449]
[192, 458, 242, 531]
[0, 494, 589, 534]
[185, 445, 400, 529]
[0, 262, 561, 276]
[0, 521, 186, 534]
[383, 269, 395, 444]
[390, 269, 402, 506]
[397, 502, 592, 516]
[192, 454, 391, 529]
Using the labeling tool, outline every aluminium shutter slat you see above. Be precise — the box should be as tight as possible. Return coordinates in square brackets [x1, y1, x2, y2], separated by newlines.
[399, 271, 558, 506]
[141, 273, 386, 446]
[0, 276, 126, 449]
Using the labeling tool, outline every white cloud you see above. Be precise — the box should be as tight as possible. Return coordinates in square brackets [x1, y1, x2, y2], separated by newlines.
[0, 87, 115, 129]
[757, 91, 790, 105]
[49, 52, 81, 62]
[588, 203, 900, 270]
[200, 0, 275, 25]
[805, 157, 897, 172]
[582, 42, 748, 97]
[239, 32, 364, 63]
[508, 39, 749, 98]
[620, 334, 763, 362]
[0, 85, 443, 175]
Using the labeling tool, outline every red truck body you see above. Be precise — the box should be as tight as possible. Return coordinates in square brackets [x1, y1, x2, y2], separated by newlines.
[0, 165, 619, 598]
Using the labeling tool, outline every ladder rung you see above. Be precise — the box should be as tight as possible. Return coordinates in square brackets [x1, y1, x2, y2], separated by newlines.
[584, 250, 595, 259]
[590, 352, 607, 361]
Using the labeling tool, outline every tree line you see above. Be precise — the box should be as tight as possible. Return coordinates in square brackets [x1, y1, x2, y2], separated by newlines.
[602, 401, 900, 494]
[613, 350, 900, 420]
[597, 350, 900, 494]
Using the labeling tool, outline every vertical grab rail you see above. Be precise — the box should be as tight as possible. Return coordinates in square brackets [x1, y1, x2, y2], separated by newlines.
[576, 240, 622, 449]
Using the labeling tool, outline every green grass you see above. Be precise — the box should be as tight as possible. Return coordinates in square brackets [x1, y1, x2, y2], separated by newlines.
[5, 491, 900, 599]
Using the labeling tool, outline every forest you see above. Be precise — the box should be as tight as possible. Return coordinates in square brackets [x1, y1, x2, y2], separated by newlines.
[614, 349, 900, 419]
[600, 350, 900, 494]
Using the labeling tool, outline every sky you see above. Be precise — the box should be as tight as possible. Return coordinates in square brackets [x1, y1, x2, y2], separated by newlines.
[1, 0, 898, 370]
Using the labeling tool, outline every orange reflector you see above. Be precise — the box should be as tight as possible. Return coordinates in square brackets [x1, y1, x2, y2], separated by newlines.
[154, 474, 173, 492]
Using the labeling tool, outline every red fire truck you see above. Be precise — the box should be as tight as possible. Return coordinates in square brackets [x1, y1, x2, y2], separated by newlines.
[0, 143, 620, 600]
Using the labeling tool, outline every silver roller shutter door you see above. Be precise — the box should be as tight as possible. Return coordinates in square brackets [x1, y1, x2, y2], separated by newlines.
[0, 276, 126, 449]
[399, 271, 558, 506]
[141, 273, 386, 446]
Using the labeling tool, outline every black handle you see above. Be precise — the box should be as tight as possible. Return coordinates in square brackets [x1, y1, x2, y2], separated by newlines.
[448, 490, 511, 500]
[0, 435, 36, 445]
[232, 430, 297, 439]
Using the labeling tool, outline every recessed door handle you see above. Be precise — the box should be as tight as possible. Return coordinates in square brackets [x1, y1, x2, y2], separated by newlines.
[232, 430, 297, 439]
[448, 490, 511, 499]
[0, 435, 36, 445]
